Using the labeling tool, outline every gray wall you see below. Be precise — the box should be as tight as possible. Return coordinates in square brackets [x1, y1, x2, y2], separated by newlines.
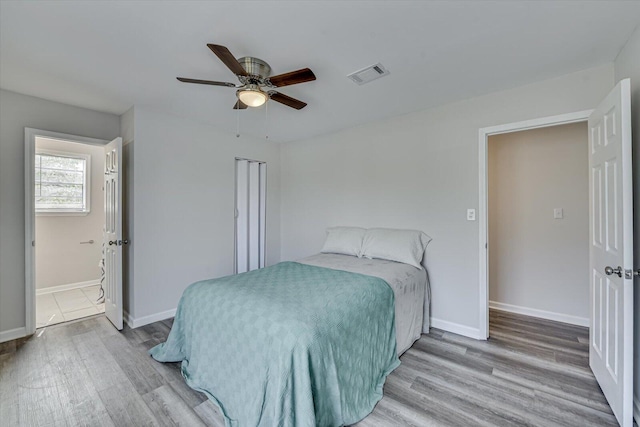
[0, 90, 120, 336]
[612, 23, 640, 418]
[488, 123, 589, 324]
[126, 107, 281, 323]
[280, 64, 613, 336]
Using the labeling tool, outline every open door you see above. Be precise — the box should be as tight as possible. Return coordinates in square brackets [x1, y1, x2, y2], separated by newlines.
[588, 78, 633, 427]
[104, 137, 123, 330]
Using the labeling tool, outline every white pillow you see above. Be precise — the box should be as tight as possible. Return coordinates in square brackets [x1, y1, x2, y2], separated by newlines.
[320, 226, 366, 257]
[361, 228, 432, 269]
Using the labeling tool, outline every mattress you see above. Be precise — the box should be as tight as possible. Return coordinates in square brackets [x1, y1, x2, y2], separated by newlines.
[298, 253, 429, 355]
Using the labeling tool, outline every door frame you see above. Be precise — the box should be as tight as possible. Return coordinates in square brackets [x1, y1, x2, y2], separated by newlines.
[24, 128, 108, 335]
[477, 110, 593, 339]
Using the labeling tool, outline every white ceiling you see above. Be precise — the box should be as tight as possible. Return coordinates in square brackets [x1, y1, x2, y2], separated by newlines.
[1, 1, 639, 143]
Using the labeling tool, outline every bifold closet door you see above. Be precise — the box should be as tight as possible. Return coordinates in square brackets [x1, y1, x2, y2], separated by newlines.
[235, 159, 266, 274]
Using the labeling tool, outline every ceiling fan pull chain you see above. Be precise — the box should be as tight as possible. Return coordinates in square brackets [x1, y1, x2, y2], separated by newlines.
[236, 102, 241, 138]
[265, 100, 269, 140]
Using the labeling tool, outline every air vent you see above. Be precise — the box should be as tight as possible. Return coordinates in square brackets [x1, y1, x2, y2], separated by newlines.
[347, 63, 390, 85]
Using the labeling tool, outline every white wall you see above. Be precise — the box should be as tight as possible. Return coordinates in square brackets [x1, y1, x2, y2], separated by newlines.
[0, 90, 120, 339]
[488, 123, 588, 324]
[613, 23, 640, 421]
[35, 137, 105, 289]
[280, 64, 614, 336]
[125, 107, 281, 325]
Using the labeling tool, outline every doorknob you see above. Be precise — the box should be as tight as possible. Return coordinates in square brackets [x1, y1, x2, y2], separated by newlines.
[108, 240, 117, 246]
[605, 266, 623, 277]
[118, 239, 129, 245]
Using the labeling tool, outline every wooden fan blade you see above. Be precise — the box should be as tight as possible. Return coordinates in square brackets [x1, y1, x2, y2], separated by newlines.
[233, 100, 248, 110]
[177, 77, 236, 87]
[269, 92, 307, 110]
[207, 44, 248, 76]
[268, 68, 316, 87]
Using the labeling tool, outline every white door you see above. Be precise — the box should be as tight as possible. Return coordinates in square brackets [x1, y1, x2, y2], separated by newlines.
[234, 159, 266, 274]
[104, 137, 123, 330]
[588, 78, 633, 427]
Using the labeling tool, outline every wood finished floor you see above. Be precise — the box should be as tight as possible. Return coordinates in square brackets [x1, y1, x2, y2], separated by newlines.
[0, 310, 621, 427]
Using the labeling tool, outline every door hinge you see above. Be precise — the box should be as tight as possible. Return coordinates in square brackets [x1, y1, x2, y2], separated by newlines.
[32, 240, 35, 247]
[624, 269, 640, 279]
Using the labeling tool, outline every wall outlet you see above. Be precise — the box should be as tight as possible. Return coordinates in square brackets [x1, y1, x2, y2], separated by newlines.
[554, 208, 564, 219]
[467, 209, 476, 221]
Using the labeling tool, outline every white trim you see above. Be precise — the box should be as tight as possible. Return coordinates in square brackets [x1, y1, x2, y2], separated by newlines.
[36, 212, 90, 217]
[36, 279, 101, 296]
[0, 327, 28, 344]
[634, 396, 640, 425]
[430, 317, 483, 340]
[489, 301, 589, 327]
[24, 128, 109, 337]
[477, 110, 593, 340]
[124, 308, 177, 329]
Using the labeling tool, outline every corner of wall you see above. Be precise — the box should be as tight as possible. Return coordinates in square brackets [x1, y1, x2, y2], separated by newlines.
[120, 106, 135, 145]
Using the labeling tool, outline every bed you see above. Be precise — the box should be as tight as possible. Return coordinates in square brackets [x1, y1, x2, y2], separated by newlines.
[150, 229, 430, 427]
[298, 253, 428, 355]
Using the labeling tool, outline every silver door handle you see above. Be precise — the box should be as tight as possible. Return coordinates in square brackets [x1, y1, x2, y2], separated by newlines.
[118, 239, 129, 245]
[108, 240, 117, 246]
[80, 240, 94, 244]
[605, 266, 623, 277]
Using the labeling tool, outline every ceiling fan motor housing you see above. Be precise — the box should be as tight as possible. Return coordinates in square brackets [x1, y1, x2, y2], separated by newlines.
[237, 57, 271, 81]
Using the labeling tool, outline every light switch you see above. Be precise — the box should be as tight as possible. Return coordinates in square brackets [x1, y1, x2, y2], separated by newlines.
[554, 208, 564, 219]
[467, 209, 476, 221]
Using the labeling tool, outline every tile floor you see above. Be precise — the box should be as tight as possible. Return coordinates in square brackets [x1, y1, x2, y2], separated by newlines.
[36, 285, 105, 328]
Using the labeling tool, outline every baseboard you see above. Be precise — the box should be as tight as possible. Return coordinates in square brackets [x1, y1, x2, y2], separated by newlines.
[124, 308, 176, 329]
[36, 279, 101, 296]
[634, 396, 640, 426]
[0, 326, 28, 344]
[123, 310, 133, 328]
[430, 317, 482, 340]
[489, 300, 589, 327]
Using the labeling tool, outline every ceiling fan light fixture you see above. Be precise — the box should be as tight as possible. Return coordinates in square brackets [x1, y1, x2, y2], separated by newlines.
[237, 85, 268, 107]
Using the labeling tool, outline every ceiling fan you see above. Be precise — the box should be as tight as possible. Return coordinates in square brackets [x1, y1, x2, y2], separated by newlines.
[177, 44, 316, 110]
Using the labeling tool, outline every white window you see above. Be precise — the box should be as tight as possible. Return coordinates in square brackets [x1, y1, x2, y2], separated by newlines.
[35, 150, 90, 214]
[235, 158, 266, 273]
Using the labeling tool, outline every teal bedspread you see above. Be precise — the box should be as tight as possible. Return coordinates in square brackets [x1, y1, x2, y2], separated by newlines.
[149, 261, 399, 427]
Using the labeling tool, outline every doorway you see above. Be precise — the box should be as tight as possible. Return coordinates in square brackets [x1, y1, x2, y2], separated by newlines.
[24, 128, 110, 334]
[487, 122, 590, 331]
[34, 136, 106, 328]
[477, 110, 592, 339]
